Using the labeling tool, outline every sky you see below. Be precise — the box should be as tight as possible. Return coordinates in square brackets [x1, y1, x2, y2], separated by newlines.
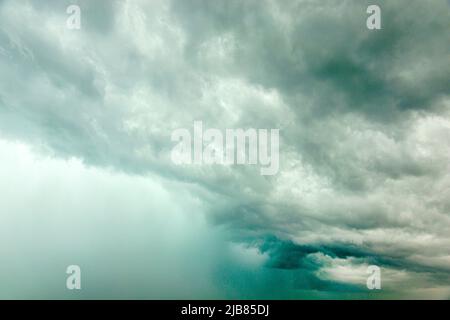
[0, 0, 450, 299]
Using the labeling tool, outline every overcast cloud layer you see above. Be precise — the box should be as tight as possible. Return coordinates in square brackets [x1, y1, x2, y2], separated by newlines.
[1, 0, 450, 299]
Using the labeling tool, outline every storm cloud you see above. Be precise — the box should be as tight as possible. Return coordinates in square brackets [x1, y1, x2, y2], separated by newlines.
[0, 0, 450, 298]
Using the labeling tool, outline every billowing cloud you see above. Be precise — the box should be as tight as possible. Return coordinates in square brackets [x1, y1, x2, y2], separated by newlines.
[0, 0, 449, 298]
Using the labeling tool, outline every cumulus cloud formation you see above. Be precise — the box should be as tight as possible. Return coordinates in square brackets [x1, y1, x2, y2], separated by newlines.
[0, 0, 449, 298]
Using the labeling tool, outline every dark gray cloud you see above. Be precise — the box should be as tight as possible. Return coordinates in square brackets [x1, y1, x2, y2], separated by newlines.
[0, 0, 450, 298]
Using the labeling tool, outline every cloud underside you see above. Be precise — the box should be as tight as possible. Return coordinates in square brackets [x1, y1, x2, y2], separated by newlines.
[0, 0, 450, 298]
